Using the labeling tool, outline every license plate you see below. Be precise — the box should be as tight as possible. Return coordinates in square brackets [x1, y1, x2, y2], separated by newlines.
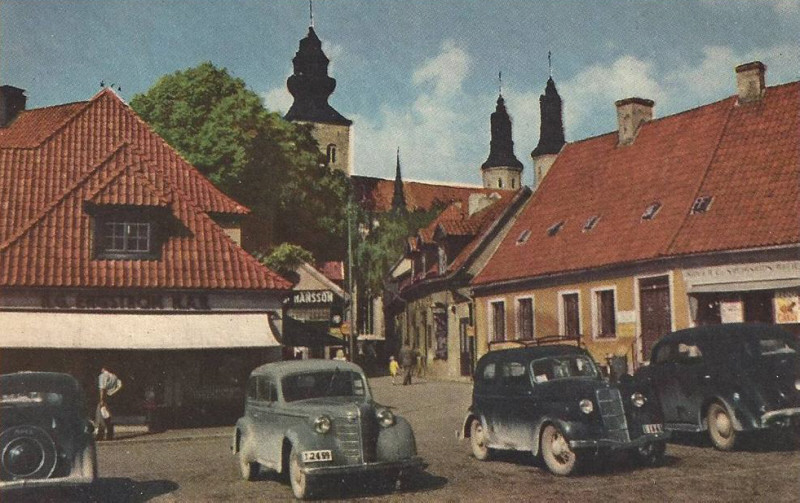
[643, 424, 663, 434]
[302, 450, 332, 463]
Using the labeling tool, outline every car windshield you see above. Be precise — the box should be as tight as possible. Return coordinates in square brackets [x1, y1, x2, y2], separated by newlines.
[282, 370, 367, 402]
[530, 355, 599, 383]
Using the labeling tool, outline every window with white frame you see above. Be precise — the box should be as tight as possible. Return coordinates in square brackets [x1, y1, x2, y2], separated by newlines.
[490, 300, 506, 342]
[594, 289, 616, 338]
[516, 297, 534, 340]
[104, 222, 151, 253]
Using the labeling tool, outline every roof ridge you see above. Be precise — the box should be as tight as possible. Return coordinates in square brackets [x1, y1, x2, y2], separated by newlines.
[0, 142, 129, 252]
[663, 95, 737, 255]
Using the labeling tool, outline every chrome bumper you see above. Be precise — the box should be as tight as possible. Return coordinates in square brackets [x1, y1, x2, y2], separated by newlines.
[301, 456, 425, 476]
[0, 475, 94, 491]
[570, 431, 669, 450]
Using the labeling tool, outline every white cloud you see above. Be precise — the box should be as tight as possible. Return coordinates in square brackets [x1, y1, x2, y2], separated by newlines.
[261, 80, 293, 114]
[411, 40, 471, 97]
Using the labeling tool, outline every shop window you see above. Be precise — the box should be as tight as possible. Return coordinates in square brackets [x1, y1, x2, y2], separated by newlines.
[490, 300, 506, 342]
[516, 298, 534, 340]
[326, 144, 337, 164]
[642, 202, 662, 220]
[690, 195, 713, 214]
[594, 289, 616, 338]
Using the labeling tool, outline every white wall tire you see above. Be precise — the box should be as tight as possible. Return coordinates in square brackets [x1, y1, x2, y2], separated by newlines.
[289, 445, 312, 499]
[540, 425, 578, 476]
[469, 418, 491, 461]
[707, 402, 737, 451]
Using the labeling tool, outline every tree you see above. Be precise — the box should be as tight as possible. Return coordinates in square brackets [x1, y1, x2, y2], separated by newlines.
[258, 243, 315, 278]
[130, 62, 348, 261]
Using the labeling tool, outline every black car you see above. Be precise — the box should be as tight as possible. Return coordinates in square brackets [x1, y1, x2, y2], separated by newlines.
[460, 341, 668, 475]
[0, 372, 97, 490]
[634, 323, 800, 451]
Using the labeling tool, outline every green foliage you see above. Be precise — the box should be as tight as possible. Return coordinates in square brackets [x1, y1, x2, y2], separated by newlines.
[257, 243, 315, 278]
[354, 206, 442, 296]
[130, 62, 348, 261]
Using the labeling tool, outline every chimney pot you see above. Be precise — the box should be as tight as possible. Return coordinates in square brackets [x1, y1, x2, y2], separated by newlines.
[615, 97, 654, 146]
[0, 86, 27, 128]
[735, 61, 766, 103]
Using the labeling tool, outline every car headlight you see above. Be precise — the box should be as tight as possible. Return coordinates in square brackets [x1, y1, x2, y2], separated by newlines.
[795, 379, 800, 391]
[631, 392, 647, 408]
[376, 408, 395, 427]
[313, 415, 332, 434]
[579, 399, 594, 414]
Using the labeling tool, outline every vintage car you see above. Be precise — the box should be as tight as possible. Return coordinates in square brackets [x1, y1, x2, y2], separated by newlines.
[233, 359, 424, 499]
[634, 323, 800, 451]
[0, 372, 97, 490]
[461, 341, 669, 476]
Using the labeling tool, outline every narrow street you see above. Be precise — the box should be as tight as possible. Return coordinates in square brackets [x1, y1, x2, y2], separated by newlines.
[9, 376, 799, 502]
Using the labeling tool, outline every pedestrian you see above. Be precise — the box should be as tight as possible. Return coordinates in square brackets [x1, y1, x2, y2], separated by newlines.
[399, 345, 415, 385]
[96, 366, 122, 441]
[389, 356, 399, 385]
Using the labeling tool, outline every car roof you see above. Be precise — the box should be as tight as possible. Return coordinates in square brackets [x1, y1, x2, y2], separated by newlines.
[658, 323, 793, 344]
[249, 359, 363, 379]
[0, 371, 81, 393]
[478, 344, 586, 364]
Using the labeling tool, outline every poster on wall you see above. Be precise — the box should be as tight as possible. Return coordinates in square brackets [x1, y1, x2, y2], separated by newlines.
[774, 291, 800, 324]
[719, 300, 744, 324]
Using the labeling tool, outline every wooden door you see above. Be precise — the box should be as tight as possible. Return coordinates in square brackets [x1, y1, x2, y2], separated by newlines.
[639, 276, 671, 362]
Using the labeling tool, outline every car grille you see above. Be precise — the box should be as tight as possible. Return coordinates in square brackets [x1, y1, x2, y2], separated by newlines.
[596, 388, 631, 443]
[334, 412, 363, 465]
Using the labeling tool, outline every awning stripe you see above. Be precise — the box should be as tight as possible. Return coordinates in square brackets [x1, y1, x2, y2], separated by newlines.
[0, 312, 279, 349]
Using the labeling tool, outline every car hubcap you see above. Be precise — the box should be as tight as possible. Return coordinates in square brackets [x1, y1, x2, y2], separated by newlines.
[3, 438, 45, 477]
[551, 432, 571, 463]
[714, 411, 732, 438]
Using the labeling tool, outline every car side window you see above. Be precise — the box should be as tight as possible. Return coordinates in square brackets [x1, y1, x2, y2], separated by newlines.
[500, 361, 528, 389]
[482, 363, 496, 381]
[652, 343, 677, 364]
[677, 341, 703, 363]
[256, 377, 274, 402]
[247, 376, 258, 400]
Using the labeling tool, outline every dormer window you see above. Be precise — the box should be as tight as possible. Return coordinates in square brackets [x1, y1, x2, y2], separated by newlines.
[583, 215, 600, 231]
[105, 222, 151, 252]
[547, 221, 564, 237]
[438, 246, 447, 273]
[89, 205, 166, 260]
[516, 229, 531, 245]
[641, 202, 662, 221]
[690, 195, 713, 214]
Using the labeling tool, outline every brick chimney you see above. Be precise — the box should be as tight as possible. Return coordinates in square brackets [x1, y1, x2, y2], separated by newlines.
[0, 86, 26, 127]
[735, 61, 766, 103]
[615, 97, 654, 146]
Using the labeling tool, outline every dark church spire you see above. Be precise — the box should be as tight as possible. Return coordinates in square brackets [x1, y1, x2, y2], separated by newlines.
[392, 147, 407, 214]
[481, 93, 523, 171]
[285, 26, 351, 125]
[531, 75, 565, 157]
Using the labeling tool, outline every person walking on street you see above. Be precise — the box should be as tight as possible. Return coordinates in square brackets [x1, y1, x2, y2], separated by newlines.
[400, 345, 416, 385]
[389, 356, 400, 385]
[96, 366, 122, 441]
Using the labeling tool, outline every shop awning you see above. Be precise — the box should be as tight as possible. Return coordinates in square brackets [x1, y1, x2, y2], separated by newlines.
[0, 311, 279, 349]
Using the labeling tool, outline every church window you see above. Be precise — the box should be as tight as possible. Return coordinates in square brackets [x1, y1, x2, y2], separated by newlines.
[326, 144, 337, 164]
[511, 179, 516, 189]
[498, 179, 503, 189]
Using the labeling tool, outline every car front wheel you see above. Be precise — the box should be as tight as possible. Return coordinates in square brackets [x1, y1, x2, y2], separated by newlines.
[469, 418, 491, 461]
[540, 425, 579, 476]
[707, 402, 737, 451]
[289, 445, 312, 499]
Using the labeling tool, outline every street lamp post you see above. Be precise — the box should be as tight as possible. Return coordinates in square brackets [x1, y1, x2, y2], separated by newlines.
[346, 199, 357, 362]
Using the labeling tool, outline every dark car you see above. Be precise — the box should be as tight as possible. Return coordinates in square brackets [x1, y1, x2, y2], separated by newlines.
[460, 342, 668, 476]
[233, 359, 424, 499]
[0, 372, 97, 490]
[634, 323, 800, 451]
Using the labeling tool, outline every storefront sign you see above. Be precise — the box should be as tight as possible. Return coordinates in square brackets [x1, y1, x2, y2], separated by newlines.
[719, 300, 744, 323]
[774, 291, 800, 324]
[616, 310, 636, 324]
[40, 292, 210, 311]
[289, 290, 334, 306]
[683, 261, 800, 292]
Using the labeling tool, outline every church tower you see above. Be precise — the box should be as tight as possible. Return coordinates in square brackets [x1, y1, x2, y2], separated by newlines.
[481, 93, 523, 190]
[531, 76, 565, 187]
[285, 25, 353, 176]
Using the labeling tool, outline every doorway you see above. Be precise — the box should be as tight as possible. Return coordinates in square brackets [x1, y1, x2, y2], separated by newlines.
[639, 275, 671, 362]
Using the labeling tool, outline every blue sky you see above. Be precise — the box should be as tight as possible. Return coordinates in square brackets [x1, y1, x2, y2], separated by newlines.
[2, 0, 798, 185]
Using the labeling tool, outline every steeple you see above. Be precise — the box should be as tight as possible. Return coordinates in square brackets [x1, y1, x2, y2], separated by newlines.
[391, 148, 407, 214]
[531, 76, 565, 157]
[481, 94, 523, 172]
[285, 26, 351, 126]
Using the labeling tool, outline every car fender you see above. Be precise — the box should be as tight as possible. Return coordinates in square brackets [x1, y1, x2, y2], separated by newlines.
[459, 408, 480, 440]
[377, 415, 417, 461]
[700, 395, 750, 432]
[531, 417, 574, 457]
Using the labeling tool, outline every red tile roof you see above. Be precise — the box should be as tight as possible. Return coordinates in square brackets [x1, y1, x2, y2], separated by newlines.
[317, 261, 344, 282]
[351, 175, 499, 213]
[474, 82, 800, 287]
[0, 89, 291, 291]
